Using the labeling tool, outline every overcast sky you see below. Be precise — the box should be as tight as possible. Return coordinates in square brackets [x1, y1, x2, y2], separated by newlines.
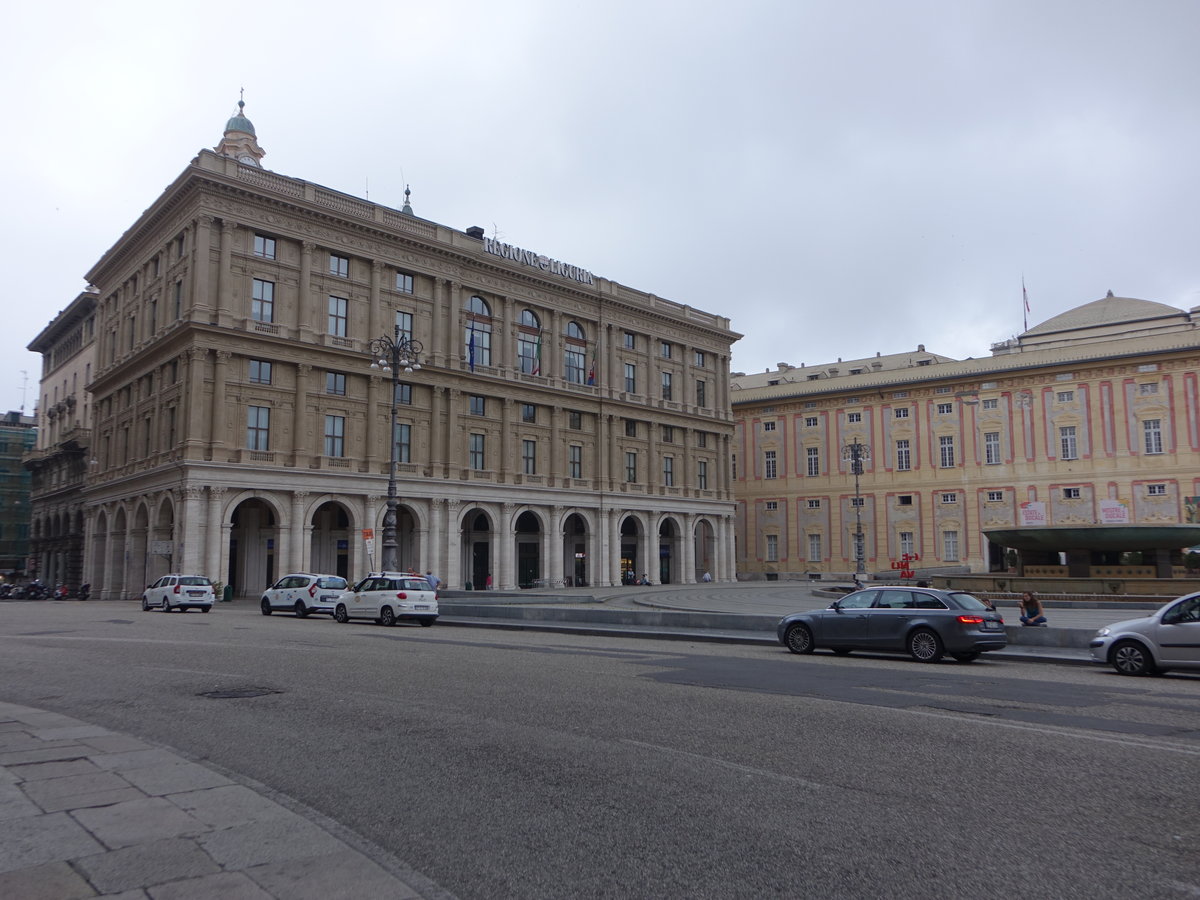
[4, 0, 1198, 413]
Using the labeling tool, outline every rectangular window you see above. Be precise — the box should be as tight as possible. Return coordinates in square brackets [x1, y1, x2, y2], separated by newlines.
[662, 425, 674, 442]
[392, 423, 411, 463]
[328, 296, 348, 336]
[396, 271, 414, 294]
[564, 348, 586, 384]
[247, 406, 270, 450]
[985, 431, 1001, 465]
[253, 234, 276, 259]
[806, 446, 820, 477]
[939, 435, 955, 468]
[1147, 483, 1167, 496]
[521, 404, 536, 423]
[935, 386, 952, 394]
[395, 311, 413, 342]
[252, 279, 274, 323]
[625, 451, 637, 483]
[663, 456, 674, 486]
[896, 439, 911, 471]
[804, 417, 818, 427]
[694, 349, 705, 367]
[937, 403, 953, 414]
[696, 380, 707, 407]
[898, 495, 913, 506]
[765, 534, 778, 562]
[661, 371, 672, 400]
[569, 444, 582, 479]
[625, 419, 637, 437]
[941, 492, 957, 504]
[1143, 419, 1163, 454]
[624, 363, 636, 393]
[517, 337, 539, 375]
[394, 383, 412, 405]
[325, 372, 346, 395]
[732, 454, 737, 479]
[470, 395, 485, 416]
[522, 439, 537, 475]
[943, 530, 960, 561]
[1139, 382, 1159, 395]
[764, 450, 777, 479]
[324, 415, 345, 457]
[1063, 487, 1081, 499]
[465, 324, 492, 366]
[807, 499, 821, 509]
[624, 332, 636, 350]
[248, 360, 272, 384]
[848, 412, 862, 423]
[1057, 391, 1074, 402]
[987, 490, 1004, 502]
[697, 432, 707, 448]
[763, 421, 777, 432]
[329, 254, 349, 277]
[894, 407, 909, 419]
[698, 459, 708, 489]
[982, 398, 998, 410]
[569, 411, 582, 430]
[173, 280, 183, 319]
[660, 341, 672, 359]
[851, 497, 864, 507]
[899, 531, 914, 556]
[469, 433, 485, 470]
[807, 533, 822, 563]
[1059, 425, 1078, 460]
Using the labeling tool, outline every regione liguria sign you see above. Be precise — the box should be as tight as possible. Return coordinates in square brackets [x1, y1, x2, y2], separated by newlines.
[482, 238, 595, 285]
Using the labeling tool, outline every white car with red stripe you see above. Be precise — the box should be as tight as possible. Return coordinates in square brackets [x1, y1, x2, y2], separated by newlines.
[260, 573, 349, 618]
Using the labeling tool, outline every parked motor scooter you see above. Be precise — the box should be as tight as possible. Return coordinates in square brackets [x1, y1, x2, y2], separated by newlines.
[78, 583, 91, 601]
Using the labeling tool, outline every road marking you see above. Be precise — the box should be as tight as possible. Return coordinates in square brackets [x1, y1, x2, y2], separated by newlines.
[622, 738, 825, 788]
[901, 706, 1200, 757]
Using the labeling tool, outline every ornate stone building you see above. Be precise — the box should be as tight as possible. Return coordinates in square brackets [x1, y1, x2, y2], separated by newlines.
[24, 290, 97, 586]
[731, 294, 1200, 580]
[78, 103, 739, 598]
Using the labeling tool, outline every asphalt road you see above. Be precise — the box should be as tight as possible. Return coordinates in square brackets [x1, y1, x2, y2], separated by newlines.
[2, 601, 1198, 899]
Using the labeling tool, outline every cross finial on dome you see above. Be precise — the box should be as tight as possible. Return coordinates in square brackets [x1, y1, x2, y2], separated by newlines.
[1107, 289, 1114, 297]
[402, 184, 414, 216]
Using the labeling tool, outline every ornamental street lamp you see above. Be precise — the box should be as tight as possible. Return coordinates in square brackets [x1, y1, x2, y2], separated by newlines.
[841, 441, 871, 578]
[368, 326, 423, 572]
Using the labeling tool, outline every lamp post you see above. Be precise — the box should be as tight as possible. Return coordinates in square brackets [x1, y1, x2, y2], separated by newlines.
[368, 326, 423, 572]
[842, 441, 870, 578]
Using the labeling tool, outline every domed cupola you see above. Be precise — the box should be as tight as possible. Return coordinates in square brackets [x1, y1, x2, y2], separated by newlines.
[215, 94, 266, 168]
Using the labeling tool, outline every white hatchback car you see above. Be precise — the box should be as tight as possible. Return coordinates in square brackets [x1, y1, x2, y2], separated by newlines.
[260, 573, 349, 618]
[142, 575, 215, 612]
[334, 573, 438, 627]
[1090, 591, 1200, 676]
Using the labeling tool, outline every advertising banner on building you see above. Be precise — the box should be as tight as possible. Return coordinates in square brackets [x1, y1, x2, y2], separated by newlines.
[1019, 501, 1046, 527]
[1099, 499, 1130, 524]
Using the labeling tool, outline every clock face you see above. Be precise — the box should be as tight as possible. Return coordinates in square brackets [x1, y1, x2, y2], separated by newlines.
[238, 154, 257, 165]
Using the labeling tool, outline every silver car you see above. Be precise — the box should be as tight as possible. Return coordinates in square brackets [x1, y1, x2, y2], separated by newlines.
[777, 587, 1007, 663]
[1089, 591, 1200, 676]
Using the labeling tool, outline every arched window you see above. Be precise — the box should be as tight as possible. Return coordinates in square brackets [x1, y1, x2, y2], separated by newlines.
[564, 320, 587, 384]
[518, 309, 542, 375]
[464, 296, 492, 368]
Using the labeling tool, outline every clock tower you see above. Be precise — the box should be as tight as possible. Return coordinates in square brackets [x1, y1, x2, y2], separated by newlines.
[215, 96, 265, 168]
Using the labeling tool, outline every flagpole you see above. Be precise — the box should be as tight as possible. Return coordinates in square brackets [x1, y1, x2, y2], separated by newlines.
[1022, 277, 1029, 333]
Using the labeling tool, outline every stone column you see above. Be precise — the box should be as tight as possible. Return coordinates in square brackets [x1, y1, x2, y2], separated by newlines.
[365, 494, 382, 572]
[191, 218, 213, 320]
[429, 386, 445, 478]
[184, 348, 209, 457]
[428, 499, 444, 581]
[548, 505, 564, 586]
[369, 260, 384, 342]
[445, 499, 461, 587]
[498, 503, 515, 590]
[216, 219, 234, 326]
[293, 364, 311, 468]
[298, 242, 314, 339]
[549, 406, 562, 485]
[290, 491, 308, 575]
[682, 513, 696, 583]
[180, 487, 206, 576]
[501, 398, 514, 484]
[209, 350, 230, 458]
[205, 487, 226, 585]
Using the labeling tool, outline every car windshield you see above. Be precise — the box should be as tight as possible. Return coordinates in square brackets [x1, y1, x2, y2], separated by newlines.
[948, 592, 989, 611]
[179, 577, 209, 586]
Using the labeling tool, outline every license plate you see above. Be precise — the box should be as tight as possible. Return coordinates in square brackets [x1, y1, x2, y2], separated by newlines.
[319, 594, 336, 601]
[187, 590, 205, 597]
[983, 621, 1001, 630]
[414, 604, 430, 610]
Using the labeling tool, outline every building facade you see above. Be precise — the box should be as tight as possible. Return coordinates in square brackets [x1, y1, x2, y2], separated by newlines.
[0, 412, 36, 579]
[78, 105, 739, 599]
[25, 291, 97, 589]
[731, 294, 1200, 579]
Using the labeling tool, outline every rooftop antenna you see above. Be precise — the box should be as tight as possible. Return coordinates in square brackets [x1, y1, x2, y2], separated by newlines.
[365, 176, 369, 200]
[20, 370, 28, 414]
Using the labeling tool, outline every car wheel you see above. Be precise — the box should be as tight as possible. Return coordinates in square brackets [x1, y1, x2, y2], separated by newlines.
[380, 606, 396, 627]
[260, 598, 272, 616]
[334, 604, 349, 624]
[907, 628, 944, 663]
[1110, 640, 1156, 676]
[294, 600, 308, 618]
[831, 647, 853, 656]
[784, 623, 814, 655]
[951, 651, 980, 663]
[162, 598, 171, 613]
[419, 619, 434, 627]
[201, 606, 211, 613]
[141, 597, 149, 611]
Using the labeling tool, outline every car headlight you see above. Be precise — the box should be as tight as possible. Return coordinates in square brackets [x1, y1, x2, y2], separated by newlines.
[1096, 627, 1111, 637]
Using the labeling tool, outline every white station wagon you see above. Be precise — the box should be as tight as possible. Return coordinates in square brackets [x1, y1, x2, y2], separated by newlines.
[142, 575, 215, 612]
[334, 573, 438, 627]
